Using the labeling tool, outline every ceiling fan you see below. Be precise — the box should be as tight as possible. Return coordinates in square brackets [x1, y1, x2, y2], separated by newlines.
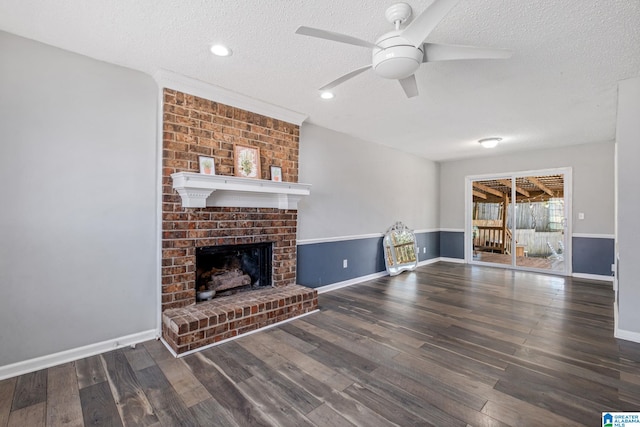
[295, 0, 513, 98]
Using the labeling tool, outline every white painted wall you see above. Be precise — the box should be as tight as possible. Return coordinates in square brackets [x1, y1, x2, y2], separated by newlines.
[439, 141, 615, 235]
[298, 123, 439, 240]
[0, 32, 158, 367]
[616, 76, 640, 337]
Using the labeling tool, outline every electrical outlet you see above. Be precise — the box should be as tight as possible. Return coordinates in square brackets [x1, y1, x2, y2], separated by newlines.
[612, 263, 616, 272]
[578, 212, 585, 220]
[423, 247, 426, 254]
[343, 259, 348, 268]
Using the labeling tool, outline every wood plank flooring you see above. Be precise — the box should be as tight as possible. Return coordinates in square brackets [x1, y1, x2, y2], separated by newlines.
[2, 262, 640, 426]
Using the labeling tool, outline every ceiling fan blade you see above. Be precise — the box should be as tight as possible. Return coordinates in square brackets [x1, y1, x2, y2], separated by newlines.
[319, 65, 372, 91]
[295, 26, 377, 49]
[399, 75, 419, 98]
[423, 43, 513, 62]
[400, 0, 460, 47]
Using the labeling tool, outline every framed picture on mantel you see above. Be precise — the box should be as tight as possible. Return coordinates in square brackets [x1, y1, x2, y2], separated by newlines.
[270, 166, 282, 182]
[198, 156, 215, 175]
[234, 144, 261, 179]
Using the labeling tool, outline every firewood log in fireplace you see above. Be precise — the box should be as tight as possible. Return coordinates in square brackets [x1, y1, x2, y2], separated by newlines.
[209, 269, 252, 291]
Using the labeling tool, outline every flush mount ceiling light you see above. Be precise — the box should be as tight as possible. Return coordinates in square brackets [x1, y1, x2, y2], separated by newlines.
[210, 44, 232, 57]
[478, 137, 502, 148]
[320, 91, 335, 100]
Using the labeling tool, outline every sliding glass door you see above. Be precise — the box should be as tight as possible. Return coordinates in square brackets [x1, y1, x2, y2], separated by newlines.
[471, 177, 514, 267]
[467, 168, 571, 275]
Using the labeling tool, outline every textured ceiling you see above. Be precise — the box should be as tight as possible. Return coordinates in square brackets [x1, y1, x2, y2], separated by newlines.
[0, 0, 638, 160]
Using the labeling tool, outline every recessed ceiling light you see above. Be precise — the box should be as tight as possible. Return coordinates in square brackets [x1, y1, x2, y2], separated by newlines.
[320, 91, 334, 100]
[210, 44, 232, 57]
[478, 137, 502, 148]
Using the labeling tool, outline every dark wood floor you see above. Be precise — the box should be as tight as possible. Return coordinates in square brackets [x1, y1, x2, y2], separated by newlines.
[2, 262, 640, 426]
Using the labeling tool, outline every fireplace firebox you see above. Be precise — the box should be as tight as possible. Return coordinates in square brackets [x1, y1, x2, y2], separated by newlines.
[195, 242, 273, 302]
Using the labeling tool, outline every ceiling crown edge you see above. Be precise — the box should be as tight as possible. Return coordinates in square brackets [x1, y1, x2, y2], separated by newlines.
[154, 69, 308, 126]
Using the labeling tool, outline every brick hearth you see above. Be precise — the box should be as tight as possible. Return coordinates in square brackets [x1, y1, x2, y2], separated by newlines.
[160, 88, 317, 354]
[162, 285, 317, 354]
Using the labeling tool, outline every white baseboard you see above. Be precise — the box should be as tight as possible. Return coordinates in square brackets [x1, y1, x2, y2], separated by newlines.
[316, 271, 389, 294]
[439, 257, 465, 264]
[572, 272, 614, 283]
[615, 327, 640, 344]
[417, 258, 441, 267]
[159, 337, 179, 358]
[612, 304, 640, 344]
[317, 257, 458, 294]
[0, 329, 158, 381]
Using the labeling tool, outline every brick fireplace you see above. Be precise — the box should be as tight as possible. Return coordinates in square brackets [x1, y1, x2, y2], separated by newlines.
[160, 88, 318, 354]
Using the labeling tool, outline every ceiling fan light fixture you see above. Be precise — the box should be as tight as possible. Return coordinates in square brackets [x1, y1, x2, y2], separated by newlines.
[295, 0, 512, 98]
[479, 137, 502, 148]
[320, 91, 335, 99]
[210, 44, 232, 57]
[372, 43, 423, 79]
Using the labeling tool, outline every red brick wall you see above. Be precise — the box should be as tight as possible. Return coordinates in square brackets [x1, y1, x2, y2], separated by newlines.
[161, 89, 300, 311]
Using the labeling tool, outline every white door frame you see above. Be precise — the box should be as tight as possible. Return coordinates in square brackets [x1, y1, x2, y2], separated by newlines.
[464, 167, 573, 276]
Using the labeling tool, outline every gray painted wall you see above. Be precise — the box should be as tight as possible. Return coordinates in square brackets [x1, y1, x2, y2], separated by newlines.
[439, 141, 615, 235]
[298, 123, 439, 241]
[416, 232, 440, 261]
[297, 237, 385, 287]
[616, 76, 640, 335]
[0, 32, 158, 366]
[440, 232, 464, 259]
[572, 237, 614, 276]
[297, 232, 439, 287]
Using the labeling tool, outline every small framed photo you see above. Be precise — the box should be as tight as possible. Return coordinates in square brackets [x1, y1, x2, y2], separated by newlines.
[234, 144, 261, 179]
[198, 156, 215, 175]
[270, 166, 283, 182]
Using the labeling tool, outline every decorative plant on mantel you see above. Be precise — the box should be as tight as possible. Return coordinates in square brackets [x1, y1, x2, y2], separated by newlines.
[202, 159, 212, 174]
[240, 153, 254, 175]
[233, 144, 261, 179]
[198, 156, 215, 176]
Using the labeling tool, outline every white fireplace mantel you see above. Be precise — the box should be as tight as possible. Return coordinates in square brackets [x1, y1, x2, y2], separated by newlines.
[171, 172, 311, 209]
